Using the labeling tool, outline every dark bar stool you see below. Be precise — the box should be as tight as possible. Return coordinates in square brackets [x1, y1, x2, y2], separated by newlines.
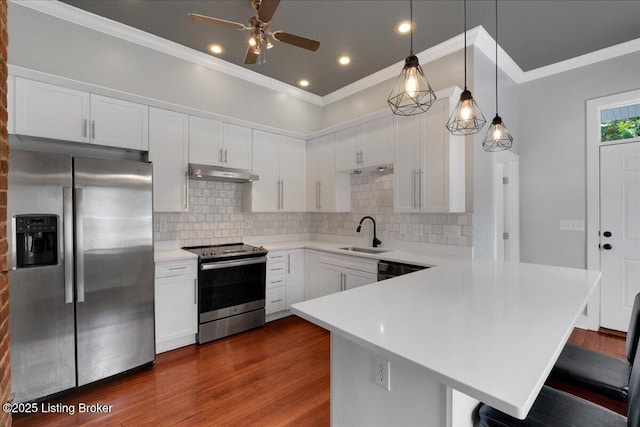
[548, 293, 640, 406]
[478, 352, 640, 427]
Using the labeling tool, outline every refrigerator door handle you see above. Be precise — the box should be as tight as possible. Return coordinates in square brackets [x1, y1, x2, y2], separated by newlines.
[75, 188, 85, 303]
[63, 187, 74, 304]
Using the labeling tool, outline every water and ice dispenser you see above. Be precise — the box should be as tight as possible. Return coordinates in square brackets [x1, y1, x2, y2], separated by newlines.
[14, 215, 58, 268]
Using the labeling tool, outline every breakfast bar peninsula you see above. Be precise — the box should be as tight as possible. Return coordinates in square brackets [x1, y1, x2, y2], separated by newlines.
[292, 256, 600, 426]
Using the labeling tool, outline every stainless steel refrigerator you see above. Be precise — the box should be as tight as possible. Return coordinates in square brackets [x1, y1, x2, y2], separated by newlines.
[8, 150, 155, 403]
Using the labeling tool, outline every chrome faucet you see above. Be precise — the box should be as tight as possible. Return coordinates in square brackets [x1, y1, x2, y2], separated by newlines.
[357, 216, 382, 248]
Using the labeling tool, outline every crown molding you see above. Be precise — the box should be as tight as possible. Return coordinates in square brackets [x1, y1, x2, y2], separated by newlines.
[11, 0, 325, 106]
[13, 1, 640, 107]
[518, 37, 640, 84]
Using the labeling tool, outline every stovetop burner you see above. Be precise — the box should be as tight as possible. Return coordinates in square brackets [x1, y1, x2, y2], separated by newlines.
[182, 243, 267, 261]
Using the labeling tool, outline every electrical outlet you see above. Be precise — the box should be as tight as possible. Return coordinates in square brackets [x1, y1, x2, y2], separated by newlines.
[373, 356, 391, 391]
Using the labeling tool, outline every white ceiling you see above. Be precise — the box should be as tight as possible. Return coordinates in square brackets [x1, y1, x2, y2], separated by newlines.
[58, 0, 640, 97]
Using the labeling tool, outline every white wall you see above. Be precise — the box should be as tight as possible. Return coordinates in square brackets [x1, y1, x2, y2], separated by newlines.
[7, 2, 322, 134]
[322, 52, 465, 128]
[518, 51, 640, 268]
[471, 48, 520, 259]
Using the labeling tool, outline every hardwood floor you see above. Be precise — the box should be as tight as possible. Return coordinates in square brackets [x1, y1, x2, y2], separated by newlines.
[13, 316, 329, 426]
[11, 318, 627, 426]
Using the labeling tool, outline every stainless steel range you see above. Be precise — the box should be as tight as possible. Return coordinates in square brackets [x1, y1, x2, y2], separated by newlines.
[182, 243, 268, 344]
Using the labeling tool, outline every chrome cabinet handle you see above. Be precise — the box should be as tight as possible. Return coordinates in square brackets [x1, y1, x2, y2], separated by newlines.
[271, 298, 284, 303]
[219, 148, 223, 163]
[414, 169, 418, 209]
[194, 278, 197, 305]
[91, 121, 96, 139]
[287, 254, 291, 274]
[224, 149, 228, 163]
[63, 187, 74, 304]
[184, 170, 189, 210]
[83, 119, 88, 138]
[281, 180, 284, 210]
[419, 169, 423, 208]
[75, 188, 85, 303]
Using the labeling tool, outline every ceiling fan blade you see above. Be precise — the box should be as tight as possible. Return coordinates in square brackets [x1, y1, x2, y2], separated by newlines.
[272, 31, 320, 51]
[187, 13, 247, 30]
[244, 47, 259, 64]
[256, 0, 281, 23]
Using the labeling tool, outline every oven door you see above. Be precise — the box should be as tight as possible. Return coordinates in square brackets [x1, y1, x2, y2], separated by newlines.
[198, 256, 266, 323]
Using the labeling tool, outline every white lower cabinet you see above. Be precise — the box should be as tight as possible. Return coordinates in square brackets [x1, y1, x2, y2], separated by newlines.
[306, 251, 378, 298]
[154, 258, 198, 353]
[265, 249, 305, 316]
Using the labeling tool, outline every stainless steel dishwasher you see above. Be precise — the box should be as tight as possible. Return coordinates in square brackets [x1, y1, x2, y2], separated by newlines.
[377, 260, 429, 281]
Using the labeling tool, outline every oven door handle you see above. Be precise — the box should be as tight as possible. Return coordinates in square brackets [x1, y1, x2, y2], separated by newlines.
[200, 256, 267, 271]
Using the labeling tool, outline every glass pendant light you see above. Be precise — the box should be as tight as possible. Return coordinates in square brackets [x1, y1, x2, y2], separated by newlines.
[387, 0, 436, 116]
[482, 0, 513, 152]
[446, 0, 486, 135]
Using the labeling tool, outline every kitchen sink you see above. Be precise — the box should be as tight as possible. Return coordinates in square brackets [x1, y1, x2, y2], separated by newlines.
[338, 246, 389, 254]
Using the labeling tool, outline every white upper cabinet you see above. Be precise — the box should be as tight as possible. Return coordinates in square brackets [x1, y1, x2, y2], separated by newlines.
[279, 135, 307, 211]
[243, 130, 306, 212]
[306, 134, 350, 212]
[394, 96, 466, 213]
[188, 116, 222, 166]
[89, 94, 149, 150]
[189, 118, 252, 170]
[334, 115, 393, 172]
[14, 77, 89, 143]
[361, 115, 393, 167]
[149, 107, 189, 212]
[334, 125, 362, 171]
[14, 77, 148, 150]
[222, 123, 252, 170]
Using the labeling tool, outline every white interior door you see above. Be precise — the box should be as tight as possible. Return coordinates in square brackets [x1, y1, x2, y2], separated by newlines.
[600, 141, 640, 331]
[493, 152, 520, 262]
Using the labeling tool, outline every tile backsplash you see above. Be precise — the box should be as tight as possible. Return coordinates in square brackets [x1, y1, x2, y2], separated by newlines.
[154, 171, 472, 247]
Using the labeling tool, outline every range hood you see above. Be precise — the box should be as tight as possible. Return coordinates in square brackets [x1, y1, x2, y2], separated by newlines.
[189, 164, 259, 183]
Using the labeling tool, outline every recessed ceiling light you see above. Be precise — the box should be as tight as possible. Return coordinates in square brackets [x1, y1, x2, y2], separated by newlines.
[208, 44, 223, 55]
[337, 55, 351, 66]
[298, 79, 309, 87]
[396, 20, 413, 34]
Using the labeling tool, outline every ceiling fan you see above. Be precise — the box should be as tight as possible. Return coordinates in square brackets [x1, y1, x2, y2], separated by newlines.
[188, 0, 320, 64]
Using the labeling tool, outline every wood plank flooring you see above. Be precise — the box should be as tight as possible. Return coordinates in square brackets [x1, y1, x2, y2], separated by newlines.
[12, 317, 626, 426]
[13, 316, 329, 427]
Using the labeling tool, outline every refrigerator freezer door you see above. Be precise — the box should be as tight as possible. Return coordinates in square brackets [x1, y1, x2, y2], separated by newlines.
[8, 150, 76, 402]
[74, 157, 155, 386]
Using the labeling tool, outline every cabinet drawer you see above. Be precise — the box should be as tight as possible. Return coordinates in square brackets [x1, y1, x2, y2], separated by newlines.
[318, 252, 378, 274]
[267, 262, 287, 275]
[155, 259, 197, 278]
[267, 274, 286, 289]
[266, 287, 286, 314]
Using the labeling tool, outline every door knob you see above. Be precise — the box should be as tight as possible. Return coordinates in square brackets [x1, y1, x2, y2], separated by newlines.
[601, 243, 613, 250]
[603, 231, 612, 238]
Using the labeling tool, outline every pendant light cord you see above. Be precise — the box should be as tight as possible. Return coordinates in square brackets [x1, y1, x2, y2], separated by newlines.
[409, 0, 414, 55]
[463, 0, 467, 90]
[495, 0, 499, 116]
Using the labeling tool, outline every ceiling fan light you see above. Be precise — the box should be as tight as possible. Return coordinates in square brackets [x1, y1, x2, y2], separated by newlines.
[248, 36, 257, 47]
[446, 89, 487, 135]
[387, 55, 436, 116]
[482, 115, 513, 152]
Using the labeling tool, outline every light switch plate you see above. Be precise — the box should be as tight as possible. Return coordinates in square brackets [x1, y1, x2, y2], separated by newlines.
[559, 220, 585, 231]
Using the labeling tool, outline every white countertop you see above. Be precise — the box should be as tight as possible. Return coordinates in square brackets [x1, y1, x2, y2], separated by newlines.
[291, 253, 600, 419]
[154, 248, 198, 263]
[257, 239, 465, 268]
